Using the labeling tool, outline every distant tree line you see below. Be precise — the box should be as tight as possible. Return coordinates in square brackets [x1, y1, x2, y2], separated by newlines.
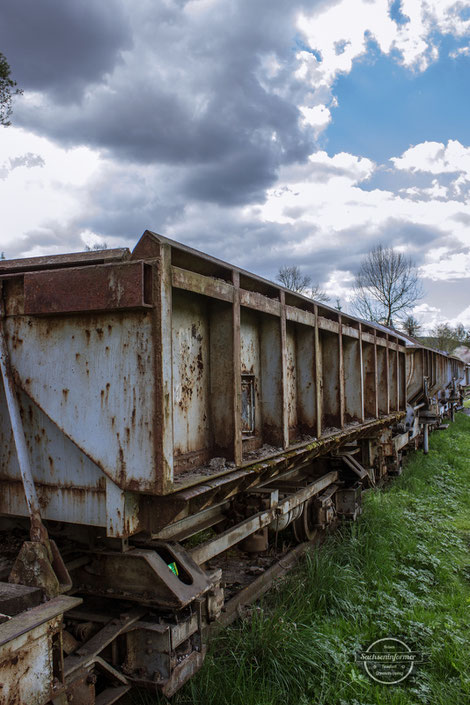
[400, 316, 470, 354]
[420, 323, 470, 355]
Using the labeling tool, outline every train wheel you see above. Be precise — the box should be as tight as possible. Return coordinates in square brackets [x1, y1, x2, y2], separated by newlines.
[293, 499, 317, 542]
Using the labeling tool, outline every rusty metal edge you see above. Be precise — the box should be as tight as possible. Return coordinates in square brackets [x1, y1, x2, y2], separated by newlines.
[0, 248, 131, 274]
[209, 541, 312, 632]
[171, 412, 405, 498]
[160, 647, 207, 698]
[139, 231, 407, 345]
[0, 595, 82, 647]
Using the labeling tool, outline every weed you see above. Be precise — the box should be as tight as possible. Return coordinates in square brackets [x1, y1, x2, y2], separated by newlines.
[134, 413, 470, 705]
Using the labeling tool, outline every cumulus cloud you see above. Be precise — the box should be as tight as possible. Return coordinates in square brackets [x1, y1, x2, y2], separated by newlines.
[5, 0, 470, 213]
[392, 139, 470, 174]
[449, 304, 470, 328]
[1, 0, 470, 326]
[419, 249, 470, 281]
[298, 0, 470, 83]
[0, 128, 101, 257]
[411, 302, 443, 332]
[8, 0, 323, 207]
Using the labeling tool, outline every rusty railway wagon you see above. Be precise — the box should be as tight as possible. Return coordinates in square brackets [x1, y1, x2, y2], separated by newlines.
[0, 231, 467, 704]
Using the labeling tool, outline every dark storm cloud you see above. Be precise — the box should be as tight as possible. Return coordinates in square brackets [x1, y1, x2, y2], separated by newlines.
[373, 219, 448, 260]
[77, 169, 184, 242]
[0, 0, 131, 101]
[182, 147, 281, 205]
[264, 218, 451, 286]
[10, 0, 321, 205]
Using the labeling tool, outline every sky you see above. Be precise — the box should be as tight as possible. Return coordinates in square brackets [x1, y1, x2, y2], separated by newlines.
[1, 0, 470, 331]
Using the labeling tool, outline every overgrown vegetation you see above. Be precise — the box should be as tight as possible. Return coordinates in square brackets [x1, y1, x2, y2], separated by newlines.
[420, 323, 470, 356]
[143, 414, 470, 705]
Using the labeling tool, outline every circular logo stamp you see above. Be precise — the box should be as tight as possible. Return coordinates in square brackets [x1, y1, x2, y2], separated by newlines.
[356, 637, 424, 684]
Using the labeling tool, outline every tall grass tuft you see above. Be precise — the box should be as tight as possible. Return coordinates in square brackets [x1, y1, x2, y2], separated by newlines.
[135, 413, 470, 705]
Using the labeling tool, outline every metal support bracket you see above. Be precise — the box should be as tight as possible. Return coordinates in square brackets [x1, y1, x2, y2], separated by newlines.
[72, 541, 212, 608]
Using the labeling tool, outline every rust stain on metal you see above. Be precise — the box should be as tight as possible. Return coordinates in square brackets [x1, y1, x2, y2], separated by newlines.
[24, 261, 151, 316]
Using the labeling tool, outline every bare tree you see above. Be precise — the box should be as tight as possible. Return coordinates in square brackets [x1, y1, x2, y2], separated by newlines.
[310, 284, 330, 303]
[276, 265, 330, 302]
[401, 315, 422, 338]
[351, 245, 423, 327]
[276, 265, 311, 293]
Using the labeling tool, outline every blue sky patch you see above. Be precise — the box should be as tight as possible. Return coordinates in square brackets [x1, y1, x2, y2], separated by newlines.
[389, 0, 410, 25]
[325, 34, 470, 162]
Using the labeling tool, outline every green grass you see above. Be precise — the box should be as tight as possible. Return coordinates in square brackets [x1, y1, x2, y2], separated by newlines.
[146, 414, 470, 705]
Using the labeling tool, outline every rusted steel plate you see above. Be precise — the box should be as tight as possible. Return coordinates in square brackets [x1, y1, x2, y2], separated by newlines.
[4, 310, 156, 497]
[361, 331, 375, 345]
[285, 305, 315, 327]
[0, 595, 81, 647]
[343, 337, 363, 422]
[0, 582, 42, 615]
[285, 323, 297, 438]
[341, 323, 359, 339]
[0, 248, 130, 274]
[172, 290, 211, 464]
[24, 261, 152, 315]
[0, 595, 81, 705]
[171, 266, 234, 302]
[161, 648, 207, 698]
[317, 316, 340, 334]
[239, 289, 281, 317]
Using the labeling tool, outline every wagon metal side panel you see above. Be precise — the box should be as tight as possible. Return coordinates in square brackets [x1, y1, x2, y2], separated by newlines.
[172, 291, 211, 470]
[4, 311, 156, 493]
[0, 384, 106, 527]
